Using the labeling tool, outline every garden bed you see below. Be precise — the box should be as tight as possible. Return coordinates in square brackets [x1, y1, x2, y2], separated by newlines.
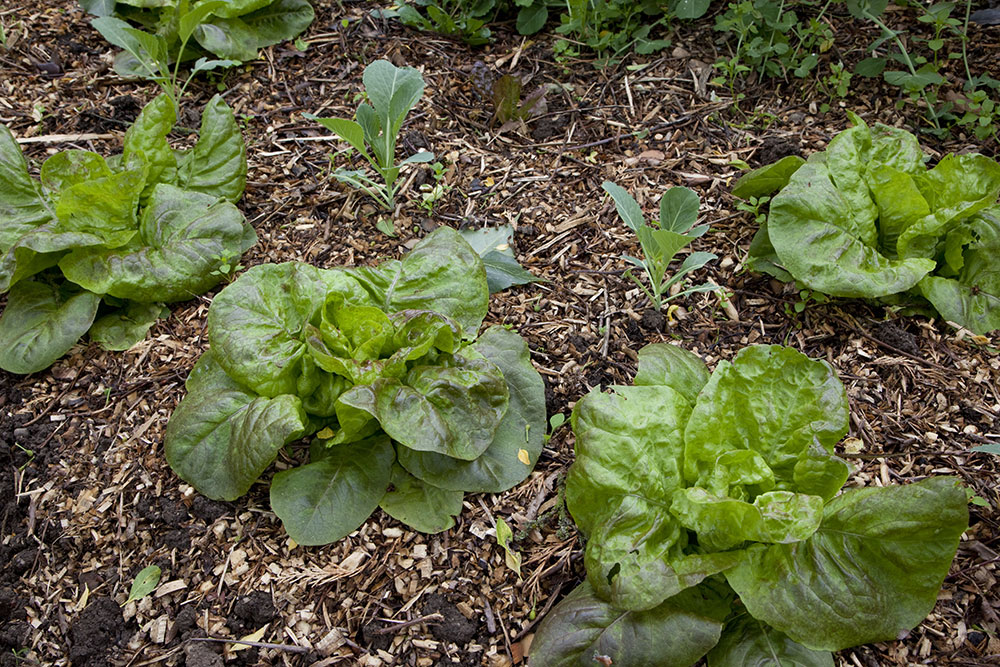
[1, 1, 999, 665]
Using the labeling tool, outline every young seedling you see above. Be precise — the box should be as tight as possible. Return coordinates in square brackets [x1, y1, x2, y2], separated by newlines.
[602, 180, 720, 311]
[90, 2, 241, 115]
[308, 60, 434, 210]
[124, 564, 161, 606]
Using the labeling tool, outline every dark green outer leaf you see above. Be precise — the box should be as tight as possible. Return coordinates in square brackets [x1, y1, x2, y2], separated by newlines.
[379, 464, 464, 533]
[58, 184, 250, 303]
[348, 227, 489, 339]
[90, 301, 166, 351]
[725, 477, 968, 651]
[396, 326, 545, 493]
[164, 350, 308, 500]
[633, 343, 709, 405]
[744, 221, 793, 282]
[707, 616, 834, 667]
[177, 94, 247, 202]
[731, 155, 804, 199]
[270, 435, 394, 545]
[528, 582, 725, 667]
[0, 281, 100, 374]
[207, 262, 369, 397]
[0, 125, 54, 250]
[682, 345, 848, 490]
[767, 160, 935, 298]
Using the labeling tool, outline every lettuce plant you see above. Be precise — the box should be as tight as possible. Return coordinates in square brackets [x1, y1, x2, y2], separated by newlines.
[308, 60, 434, 210]
[603, 180, 720, 310]
[81, 0, 314, 81]
[163, 227, 546, 545]
[734, 113, 1000, 333]
[0, 93, 254, 374]
[529, 343, 968, 666]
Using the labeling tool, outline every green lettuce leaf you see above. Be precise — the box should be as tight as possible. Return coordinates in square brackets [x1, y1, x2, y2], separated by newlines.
[0, 125, 54, 247]
[707, 615, 834, 667]
[632, 343, 710, 405]
[348, 227, 489, 339]
[163, 350, 308, 500]
[122, 93, 177, 198]
[379, 464, 464, 533]
[766, 159, 935, 297]
[58, 184, 251, 302]
[682, 345, 849, 495]
[725, 477, 968, 651]
[176, 94, 247, 202]
[270, 435, 394, 546]
[529, 582, 727, 667]
[395, 326, 546, 493]
[90, 300, 167, 351]
[918, 207, 1000, 334]
[0, 280, 101, 374]
[731, 155, 805, 200]
[207, 262, 370, 397]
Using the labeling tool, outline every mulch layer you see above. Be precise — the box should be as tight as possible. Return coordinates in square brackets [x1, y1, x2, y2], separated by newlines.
[1, 1, 999, 665]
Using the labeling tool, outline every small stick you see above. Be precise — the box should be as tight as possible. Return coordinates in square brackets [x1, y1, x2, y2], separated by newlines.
[186, 637, 310, 654]
[370, 612, 444, 635]
[16, 133, 116, 144]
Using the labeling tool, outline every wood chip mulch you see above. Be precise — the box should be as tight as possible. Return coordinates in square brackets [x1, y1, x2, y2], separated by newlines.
[1, 1, 998, 666]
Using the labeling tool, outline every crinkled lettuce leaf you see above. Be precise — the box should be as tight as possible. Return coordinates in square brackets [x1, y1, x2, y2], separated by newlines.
[726, 477, 968, 651]
[918, 206, 1000, 334]
[58, 184, 254, 302]
[348, 226, 489, 338]
[682, 345, 849, 497]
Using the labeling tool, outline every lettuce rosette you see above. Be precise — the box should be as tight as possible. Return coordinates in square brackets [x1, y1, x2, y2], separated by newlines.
[164, 227, 545, 545]
[734, 113, 1000, 334]
[0, 93, 254, 373]
[529, 344, 968, 666]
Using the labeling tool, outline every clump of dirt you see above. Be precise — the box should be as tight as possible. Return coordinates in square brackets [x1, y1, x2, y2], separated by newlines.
[755, 135, 803, 165]
[69, 597, 128, 666]
[226, 590, 275, 636]
[0, 588, 29, 664]
[422, 593, 478, 646]
[191, 496, 230, 523]
[871, 320, 921, 355]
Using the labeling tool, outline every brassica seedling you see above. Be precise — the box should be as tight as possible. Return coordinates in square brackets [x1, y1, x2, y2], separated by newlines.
[603, 180, 720, 310]
[308, 60, 434, 210]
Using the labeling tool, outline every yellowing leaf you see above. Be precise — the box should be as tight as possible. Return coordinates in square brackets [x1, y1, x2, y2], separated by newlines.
[517, 448, 531, 465]
[496, 517, 522, 577]
[316, 427, 334, 439]
[232, 625, 268, 653]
